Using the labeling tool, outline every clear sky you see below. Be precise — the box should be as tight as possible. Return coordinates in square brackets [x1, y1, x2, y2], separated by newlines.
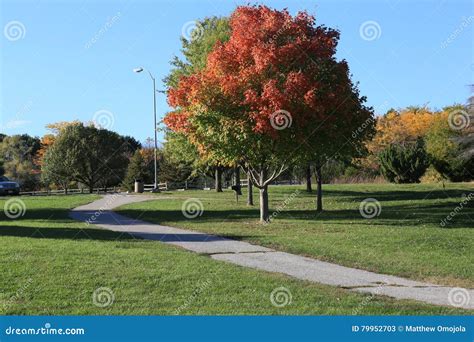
[1, 0, 472, 143]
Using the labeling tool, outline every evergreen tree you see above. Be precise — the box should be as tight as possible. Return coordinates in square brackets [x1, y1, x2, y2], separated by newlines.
[122, 150, 150, 191]
[379, 139, 429, 183]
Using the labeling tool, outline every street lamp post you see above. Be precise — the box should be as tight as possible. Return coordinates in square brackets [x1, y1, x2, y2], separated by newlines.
[133, 67, 159, 192]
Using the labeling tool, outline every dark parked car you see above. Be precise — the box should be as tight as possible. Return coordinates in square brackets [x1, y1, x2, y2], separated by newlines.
[0, 176, 20, 195]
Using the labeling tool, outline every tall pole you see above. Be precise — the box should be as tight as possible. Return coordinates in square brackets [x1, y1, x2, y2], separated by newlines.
[133, 66, 159, 192]
[152, 74, 158, 190]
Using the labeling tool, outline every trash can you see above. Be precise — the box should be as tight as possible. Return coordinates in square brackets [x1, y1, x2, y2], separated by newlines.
[134, 180, 144, 193]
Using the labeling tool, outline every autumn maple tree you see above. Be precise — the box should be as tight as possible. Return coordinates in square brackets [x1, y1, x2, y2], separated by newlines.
[165, 5, 373, 222]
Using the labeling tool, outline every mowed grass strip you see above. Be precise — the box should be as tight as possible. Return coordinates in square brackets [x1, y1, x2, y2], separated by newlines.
[0, 195, 468, 314]
[117, 183, 474, 288]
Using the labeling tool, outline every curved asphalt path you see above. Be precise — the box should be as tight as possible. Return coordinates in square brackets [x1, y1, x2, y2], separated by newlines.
[70, 194, 473, 310]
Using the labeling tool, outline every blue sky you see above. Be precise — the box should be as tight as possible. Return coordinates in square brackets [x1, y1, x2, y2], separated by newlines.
[1, 0, 472, 143]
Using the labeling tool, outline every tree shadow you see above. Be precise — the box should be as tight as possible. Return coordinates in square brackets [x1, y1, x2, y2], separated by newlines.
[117, 202, 472, 229]
[322, 188, 471, 202]
[0, 225, 138, 241]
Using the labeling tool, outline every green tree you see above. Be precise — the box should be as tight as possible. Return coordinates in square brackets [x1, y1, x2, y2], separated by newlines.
[122, 150, 151, 191]
[425, 108, 473, 182]
[379, 139, 429, 183]
[42, 123, 129, 193]
[163, 16, 231, 192]
[164, 16, 230, 88]
[0, 134, 41, 190]
[41, 142, 75, 193]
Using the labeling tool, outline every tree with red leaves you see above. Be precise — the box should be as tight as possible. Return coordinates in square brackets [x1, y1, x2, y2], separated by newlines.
[165, 5, 373, 222]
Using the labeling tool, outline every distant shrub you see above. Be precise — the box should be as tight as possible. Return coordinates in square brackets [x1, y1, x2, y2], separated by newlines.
[420, 166, 444, 183]
[379, 139, 429, 183]
[424, 111, 473, 182]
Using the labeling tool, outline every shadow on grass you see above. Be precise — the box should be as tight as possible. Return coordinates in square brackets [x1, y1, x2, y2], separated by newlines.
[0, 224, 264, 242]
[115, 207, 471, 229]
[321, 188, 471, 202]
[0, 225, 137, 241]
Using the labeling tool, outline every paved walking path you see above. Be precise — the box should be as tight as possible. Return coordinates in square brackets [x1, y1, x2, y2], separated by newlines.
[70, 194, 473, 310]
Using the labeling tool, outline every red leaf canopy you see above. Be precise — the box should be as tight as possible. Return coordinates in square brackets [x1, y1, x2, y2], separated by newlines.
[166, 5, 371, 161]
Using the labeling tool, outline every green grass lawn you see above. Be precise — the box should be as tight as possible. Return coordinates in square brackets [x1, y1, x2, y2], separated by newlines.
[117, 183, 474, 288]
[0, 194, 468, 314]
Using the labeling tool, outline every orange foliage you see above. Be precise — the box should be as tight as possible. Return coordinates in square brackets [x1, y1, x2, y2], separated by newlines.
[34, 134, 55, 167]
[367, 108, 437, 155]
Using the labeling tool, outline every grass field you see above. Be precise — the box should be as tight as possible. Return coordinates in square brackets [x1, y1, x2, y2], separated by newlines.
[117, 183, 474, 288]
[0, 193, 469, 315]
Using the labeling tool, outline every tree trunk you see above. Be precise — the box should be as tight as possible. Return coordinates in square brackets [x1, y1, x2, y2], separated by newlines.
[259, 169, 269, 222]
[215, 168, 223, 192]
[89, 185, 94, 194]
[259, 185, 269, 222]
[247, 173, 254, 206]
[306, 164, 312, 192]
[315, 165, 323, 212]
[234, 166, 240, 187]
